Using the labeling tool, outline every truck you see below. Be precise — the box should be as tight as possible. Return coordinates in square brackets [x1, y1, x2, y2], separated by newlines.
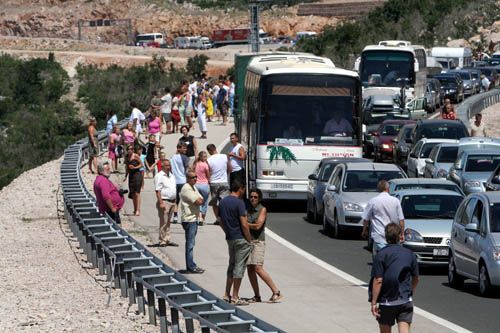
[174, 36, 211, 49]
[135, 33, 165, 47]
[211, 28, 270, 47]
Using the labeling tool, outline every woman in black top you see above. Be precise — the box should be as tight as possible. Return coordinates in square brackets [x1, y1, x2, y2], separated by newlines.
[126, 145, 143, 216]
[178, 125, 198, 165]
[246, 189, 282, 303]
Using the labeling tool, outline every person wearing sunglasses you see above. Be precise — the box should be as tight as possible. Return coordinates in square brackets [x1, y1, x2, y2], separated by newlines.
[245, 189, 282, 303]
[179, 170, 205, 274]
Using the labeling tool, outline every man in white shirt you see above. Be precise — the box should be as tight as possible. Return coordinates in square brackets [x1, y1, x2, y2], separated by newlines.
[228, 133, 246, 187]
[129, 101, 145, 134]
[161, 87, 172, 134]
[361, 180, 405, 257]
[154, 159, 179, 247]
[207, 143, 231, 223]
[481, 75, 491, 92]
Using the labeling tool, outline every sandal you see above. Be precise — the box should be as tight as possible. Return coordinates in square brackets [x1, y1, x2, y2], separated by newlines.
[232, 298, 249, 306]
[248, 296, 262, 303]
[222, 295, 231, 303]
[269, 291, 282, 303]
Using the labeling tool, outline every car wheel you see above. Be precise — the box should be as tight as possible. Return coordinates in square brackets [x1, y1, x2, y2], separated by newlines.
[332, 212, 343, 239]
[307, 199, 314, 222]
[479, 263, 493, 296]
[322, 212, 334, 236]
[448, 255, 464, 289]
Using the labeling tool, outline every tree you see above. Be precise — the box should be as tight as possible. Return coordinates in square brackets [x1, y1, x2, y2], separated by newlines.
[186, 54, 209, 79]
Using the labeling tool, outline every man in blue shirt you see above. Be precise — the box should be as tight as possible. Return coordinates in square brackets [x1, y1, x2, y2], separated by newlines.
[218, 179, 253, 306]
[370, 223, 419, 333]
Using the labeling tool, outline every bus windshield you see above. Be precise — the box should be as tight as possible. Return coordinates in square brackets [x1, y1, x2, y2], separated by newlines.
[259, 74, 360, 146]
[361, 50, 415, 87]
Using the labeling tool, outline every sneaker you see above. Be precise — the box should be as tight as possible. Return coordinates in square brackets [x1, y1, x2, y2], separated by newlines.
[186, 267, 205, 274]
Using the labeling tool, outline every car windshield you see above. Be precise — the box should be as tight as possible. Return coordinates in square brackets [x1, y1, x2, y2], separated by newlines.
[344, 171, 404, 192]
[420, 143, 439, 158]
[465, 155, 500, 172]
[360, 50, 414, 86]
[436, 77, 457, 85]
[381, 124, 403, 136]
[489, 204, 500, 232]
[401, 194, 463, 219]
[394, 183, 463, 195]
[420, 124, 468, 140]
[437, 146, 458, 163]
[455, 72, 471, 80]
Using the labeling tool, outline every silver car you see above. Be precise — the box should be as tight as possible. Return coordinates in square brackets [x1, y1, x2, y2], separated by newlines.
[388, 178, 465, 196]
[448, 192, 500, 296]
[423, 143, 459, 179]
[322, 162, 406, 238]
[448, 149, 500, 195]
[394, 189, 464, 265]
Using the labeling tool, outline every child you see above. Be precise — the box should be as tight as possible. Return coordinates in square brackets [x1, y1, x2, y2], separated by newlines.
[157, 152, 166, 173]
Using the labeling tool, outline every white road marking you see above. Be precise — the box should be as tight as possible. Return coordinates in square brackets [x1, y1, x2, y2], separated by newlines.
[265, 228, 472, 333]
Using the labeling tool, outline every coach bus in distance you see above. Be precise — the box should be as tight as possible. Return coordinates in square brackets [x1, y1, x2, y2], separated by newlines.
[355, 40, 427, 100]
[238, 53, 363, 200]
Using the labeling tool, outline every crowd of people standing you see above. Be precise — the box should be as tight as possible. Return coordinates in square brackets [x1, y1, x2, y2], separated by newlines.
[92, 76, 281, 307]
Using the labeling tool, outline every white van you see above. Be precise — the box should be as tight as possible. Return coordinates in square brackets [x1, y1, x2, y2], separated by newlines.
[175, 36, 211, 49]
[430, 47, 473, 69]
[136, 33, 164, 47]
[296, 31, 317, 40]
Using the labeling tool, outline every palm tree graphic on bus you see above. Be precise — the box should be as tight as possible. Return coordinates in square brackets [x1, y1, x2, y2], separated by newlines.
[266, 145, 298, 164]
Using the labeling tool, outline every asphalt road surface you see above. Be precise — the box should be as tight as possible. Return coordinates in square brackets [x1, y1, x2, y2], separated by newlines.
[265, 202, 500, 333]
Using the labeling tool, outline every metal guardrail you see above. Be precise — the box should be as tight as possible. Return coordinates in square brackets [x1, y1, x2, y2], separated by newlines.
[456, 88, 500, 129]
[61, 123, 283, 333]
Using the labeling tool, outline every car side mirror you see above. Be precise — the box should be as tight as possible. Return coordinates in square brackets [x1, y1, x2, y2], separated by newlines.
[308, 174, 318, 181]
[409, 152, 416, 158]
[493, 175, 500, 184]
[425, 158, 434, 164]
[465, 223, 479, 233]
[326, 185, 337, 192]
[454, 162, 462, 171]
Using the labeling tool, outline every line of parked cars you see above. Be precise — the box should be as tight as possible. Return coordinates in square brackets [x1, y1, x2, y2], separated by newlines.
[306, 116, 500, 296]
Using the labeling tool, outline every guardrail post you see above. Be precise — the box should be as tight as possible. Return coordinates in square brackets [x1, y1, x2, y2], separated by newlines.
[185, 317, 194, 333]
[158, 298, 168, 333]
[127, 272, 136, 305]
[171, 308, 180, 333]
[201, 327, 211, 333]
[136, 282, 145, 315]
[119, 264, 127, 297]
[147, 289, 156, 325]
[96, 244, 105, 275]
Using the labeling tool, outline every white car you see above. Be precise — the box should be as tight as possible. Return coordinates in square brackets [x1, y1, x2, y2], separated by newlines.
[407, 138, 459, 178]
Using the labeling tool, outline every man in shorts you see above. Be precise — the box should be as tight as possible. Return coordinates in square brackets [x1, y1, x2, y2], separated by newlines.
[370, 223, 419, 333]
[218, 179, 253, 305]
[207, 143, 231, 224]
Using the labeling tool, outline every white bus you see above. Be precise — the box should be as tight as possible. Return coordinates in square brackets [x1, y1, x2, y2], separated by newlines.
[238, 53, 363, 200]
[135, 33, 165, 47]
[356, 40, 428, 99]
[430, 47, 473, 69]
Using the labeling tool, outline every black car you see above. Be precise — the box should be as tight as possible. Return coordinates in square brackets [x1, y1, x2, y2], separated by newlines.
[408, 119, 470, 150]
[392, 123, 416, 171]
[433, 73, 465, 103]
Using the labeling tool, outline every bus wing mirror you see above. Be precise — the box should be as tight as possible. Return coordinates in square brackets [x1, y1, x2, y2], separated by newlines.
[414, 61, 419, 73]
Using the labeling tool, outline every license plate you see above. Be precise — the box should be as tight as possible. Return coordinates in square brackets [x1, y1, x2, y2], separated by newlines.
[433, 248, 449, 256]
[271, 183, 293, 189]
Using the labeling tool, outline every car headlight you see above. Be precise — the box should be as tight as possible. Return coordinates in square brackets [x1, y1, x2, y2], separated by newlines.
[464, 180, 481, 188]
[381, 143, 391, 150]
[464, 84, 471, 89]
[343, 202, 364, 212]
[404, 228, 423, 242]
[436, 169, 449, 178]
[492, 247, 500, 261]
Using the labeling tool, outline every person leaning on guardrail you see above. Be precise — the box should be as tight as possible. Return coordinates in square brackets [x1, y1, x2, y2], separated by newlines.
[87, 116, 99, 174]
[94, 161, 125, 224]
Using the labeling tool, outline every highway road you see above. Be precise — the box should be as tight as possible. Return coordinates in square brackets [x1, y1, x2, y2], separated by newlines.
[265, 202, 500, 333]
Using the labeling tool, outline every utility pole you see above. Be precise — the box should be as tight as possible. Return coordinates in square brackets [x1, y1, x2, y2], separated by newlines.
[249, 0, 270, 53]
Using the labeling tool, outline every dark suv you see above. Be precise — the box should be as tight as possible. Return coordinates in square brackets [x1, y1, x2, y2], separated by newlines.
[409, 119, 469, 150]
[433, 73, 464, 103]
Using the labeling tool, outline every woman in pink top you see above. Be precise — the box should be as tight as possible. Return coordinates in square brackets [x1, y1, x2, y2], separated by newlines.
[147, 109, 162, 142]
[194, 151, 210, 225]
[122, 122, 136, 145]
[108, 125, 121, 172]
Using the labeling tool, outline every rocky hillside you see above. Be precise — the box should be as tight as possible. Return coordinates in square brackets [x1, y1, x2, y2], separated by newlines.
[0, 0, 342, 44]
